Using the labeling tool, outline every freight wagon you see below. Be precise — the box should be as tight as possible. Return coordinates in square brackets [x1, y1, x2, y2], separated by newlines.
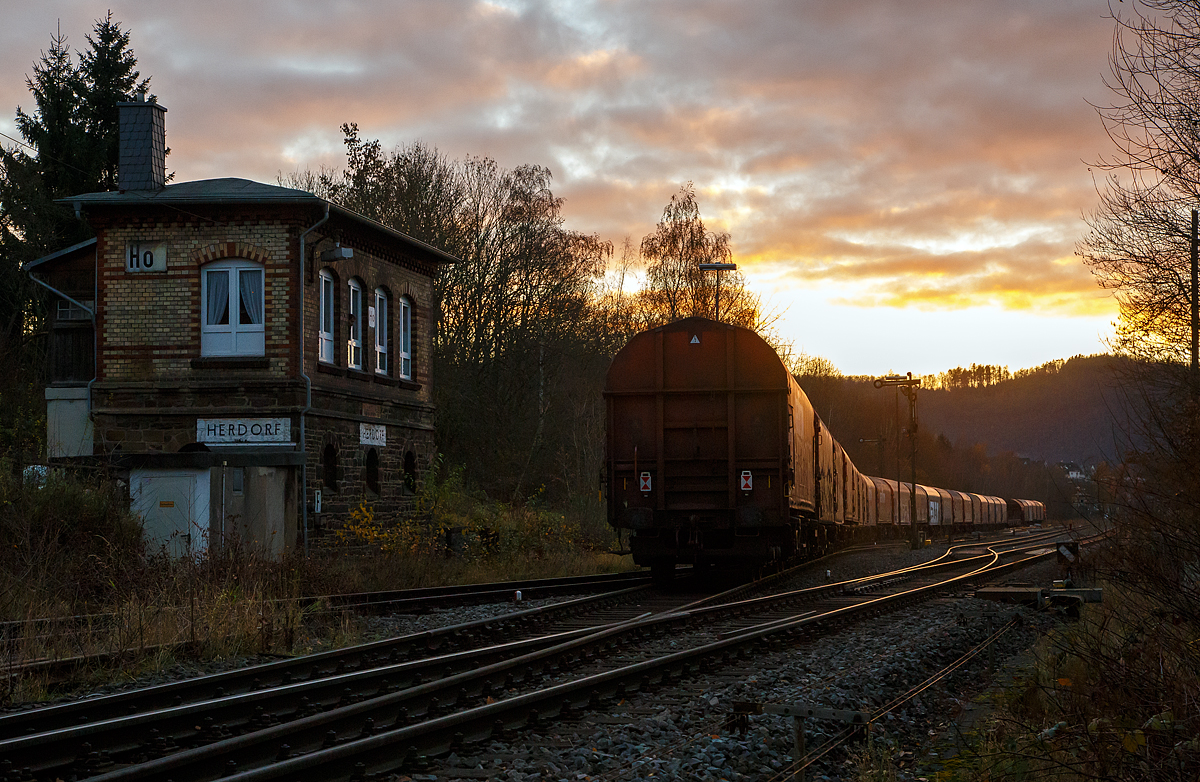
[603, 318, 1044, 579]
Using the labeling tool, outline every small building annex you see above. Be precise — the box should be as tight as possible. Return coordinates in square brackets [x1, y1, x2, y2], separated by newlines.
[27, 95, 456, 557]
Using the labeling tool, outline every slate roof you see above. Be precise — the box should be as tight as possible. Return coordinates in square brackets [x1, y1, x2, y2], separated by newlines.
[62, 177, 325, 206]
[57, 178, 458, 264]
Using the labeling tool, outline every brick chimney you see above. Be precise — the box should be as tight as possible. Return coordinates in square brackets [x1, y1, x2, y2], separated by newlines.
[117, 93, 167, 191]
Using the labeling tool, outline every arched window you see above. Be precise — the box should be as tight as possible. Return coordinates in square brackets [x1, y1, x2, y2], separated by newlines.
[365, 448, 380, 495]
[399, 296, 412, 379]
[322, 443, 338, 492]
[201, 259, 264, 356]
[374, 287, 388, 375]
[403, 450, 417, 493]
[318, 269, 336, 364]
[347, 279, 363, 370]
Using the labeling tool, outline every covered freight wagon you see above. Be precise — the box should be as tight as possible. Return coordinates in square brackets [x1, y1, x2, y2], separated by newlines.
[604, 317, 1030, 578]
[604, 318, 820, 574]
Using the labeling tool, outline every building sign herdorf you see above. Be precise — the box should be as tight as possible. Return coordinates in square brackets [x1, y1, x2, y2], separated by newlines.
[360, 423, 386, 447]
[197, 418, 291, 444]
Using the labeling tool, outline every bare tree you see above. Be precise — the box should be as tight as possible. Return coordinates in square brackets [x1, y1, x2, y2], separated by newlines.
[1006, 5, 1200, 775]
[636, 183, 765, 329]
[289, 128, 612, 501]
[1080, 1, 1200, 368]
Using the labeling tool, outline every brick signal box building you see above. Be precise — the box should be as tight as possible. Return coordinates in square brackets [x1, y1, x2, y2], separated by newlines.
[28, 96, 455, 557]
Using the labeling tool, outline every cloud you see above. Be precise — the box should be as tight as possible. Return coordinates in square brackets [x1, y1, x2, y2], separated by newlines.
[0, 0, 1121, 361]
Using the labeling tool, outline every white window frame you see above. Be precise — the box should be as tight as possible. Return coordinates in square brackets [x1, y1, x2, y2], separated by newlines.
[399, 296, 412, 380]
[201, 259, 265, 357]
[347, 279, 363, 371]
[374, 288, 388, 375]
[318, 269, 335, 364]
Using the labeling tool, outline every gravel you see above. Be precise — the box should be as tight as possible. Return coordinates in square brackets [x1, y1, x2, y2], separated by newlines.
[410, 549, 1065, 782]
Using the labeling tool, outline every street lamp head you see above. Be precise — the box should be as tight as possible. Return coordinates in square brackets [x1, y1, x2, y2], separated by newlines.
[699, 263, 738, 271]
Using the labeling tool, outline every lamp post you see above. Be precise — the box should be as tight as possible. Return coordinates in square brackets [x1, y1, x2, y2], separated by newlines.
[699, 262, 738, 322]
[874, 373, 921, 549]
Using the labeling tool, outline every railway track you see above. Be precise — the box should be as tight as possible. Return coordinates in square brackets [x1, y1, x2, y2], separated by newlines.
[0, 570, 657, 683]
[0, 527, 1090, 782]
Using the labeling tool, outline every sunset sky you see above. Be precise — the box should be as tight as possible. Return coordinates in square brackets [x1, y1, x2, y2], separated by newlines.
[1, 0, 1122, 376]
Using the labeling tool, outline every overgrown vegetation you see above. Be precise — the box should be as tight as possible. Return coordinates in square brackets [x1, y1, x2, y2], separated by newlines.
[0, 462, 625, 703]
[332, 463, 624, 582]
[919, 587, 1200, 782]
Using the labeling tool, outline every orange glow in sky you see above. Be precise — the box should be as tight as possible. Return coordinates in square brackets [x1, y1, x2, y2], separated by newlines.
[0, 0, 1120, 375]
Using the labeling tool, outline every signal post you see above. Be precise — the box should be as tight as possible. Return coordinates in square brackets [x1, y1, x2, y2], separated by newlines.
[874, 373, 921, 549]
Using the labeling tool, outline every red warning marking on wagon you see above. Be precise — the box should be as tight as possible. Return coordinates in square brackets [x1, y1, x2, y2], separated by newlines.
[639, 472, 652, 492]
[740, 471, 753, 491]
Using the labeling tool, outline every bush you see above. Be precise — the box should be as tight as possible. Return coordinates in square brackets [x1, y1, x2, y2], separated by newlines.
[0, 463, 145, 619]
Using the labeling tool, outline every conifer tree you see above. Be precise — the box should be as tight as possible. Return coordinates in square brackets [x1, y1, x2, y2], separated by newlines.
[0, 14, 150, 463]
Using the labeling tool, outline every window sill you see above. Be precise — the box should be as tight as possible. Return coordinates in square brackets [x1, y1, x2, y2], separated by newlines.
[317, 362, 344, 377]
[372, 373, 398, 387]
[347, 369, 372, 382]
[191, 356, 269, 370]
[397, 378, 421, 391]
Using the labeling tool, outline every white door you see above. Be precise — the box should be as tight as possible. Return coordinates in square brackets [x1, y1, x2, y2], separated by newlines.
[132, 470, 210, 557]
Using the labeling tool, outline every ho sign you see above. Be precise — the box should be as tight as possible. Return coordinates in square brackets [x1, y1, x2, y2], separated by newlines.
[740, 470, 753, 491]
[126, 242, 167, 273]
[639, 472, 652, 493]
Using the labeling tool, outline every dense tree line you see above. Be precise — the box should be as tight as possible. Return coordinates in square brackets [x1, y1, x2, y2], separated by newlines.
[933, 363, 1011, 390]
[928, 358, 1083, 391]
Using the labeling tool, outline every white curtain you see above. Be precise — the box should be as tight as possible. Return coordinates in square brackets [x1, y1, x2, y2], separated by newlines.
[375, 291, 388, 373]
[207, 270, 229, 325]
[321, 275, 334, 334]
[375, 293, 387, 350]
[239, 269, 264, 325]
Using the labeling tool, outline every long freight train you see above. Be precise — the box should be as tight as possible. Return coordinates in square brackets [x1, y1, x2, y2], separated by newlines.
[603, 318, 1045, 578]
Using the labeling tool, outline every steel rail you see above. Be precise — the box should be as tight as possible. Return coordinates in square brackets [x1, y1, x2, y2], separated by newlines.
[685, 527, 1068, 610]
[763, 616, 1022, 782]
[0, 583, 652, 739]
[62, 534, 1082, 782]
[4, 530, 1015, 738]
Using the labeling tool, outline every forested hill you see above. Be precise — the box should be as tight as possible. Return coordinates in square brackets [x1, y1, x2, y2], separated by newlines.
[918, 354, 1126, 465]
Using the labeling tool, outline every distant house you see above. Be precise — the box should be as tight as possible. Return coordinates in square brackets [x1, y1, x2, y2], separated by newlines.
[1058, 462, 1088, 482]
[27, 95, 456, 558]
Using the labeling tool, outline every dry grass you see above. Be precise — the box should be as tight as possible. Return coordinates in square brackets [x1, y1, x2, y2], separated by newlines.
[0, 463, 632, 704]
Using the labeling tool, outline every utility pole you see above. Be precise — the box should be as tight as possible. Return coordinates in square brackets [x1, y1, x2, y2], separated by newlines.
[874, 373, 922, 549]
[1191, 209, 1198, 398]
[699, 262, 738, 322]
